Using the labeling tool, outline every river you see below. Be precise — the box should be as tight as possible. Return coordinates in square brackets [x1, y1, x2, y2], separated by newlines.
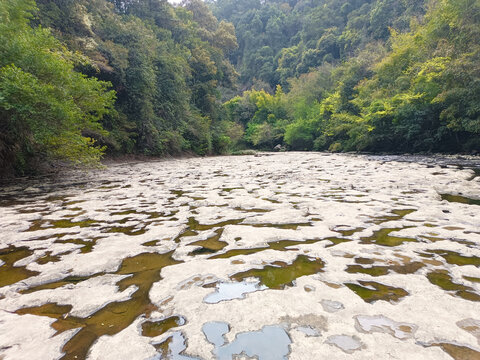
[0, 153, 479, 359]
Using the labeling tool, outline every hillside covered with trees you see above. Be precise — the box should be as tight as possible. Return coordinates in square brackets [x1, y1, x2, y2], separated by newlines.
[1, 0, 479, 175]
[216, 0, 480, 153]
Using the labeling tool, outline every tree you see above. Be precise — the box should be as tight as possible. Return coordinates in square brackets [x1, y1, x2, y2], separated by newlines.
[0, 0, 115, 174]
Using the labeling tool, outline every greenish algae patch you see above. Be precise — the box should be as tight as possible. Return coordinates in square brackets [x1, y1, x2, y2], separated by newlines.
[0, 246, 40, 288]
[425, 250, 480, 267]
[346, 261, 425, 277]
[36, 251, 63, 265]
[441, 194, 480, 206]
[210, 247, 265, 259]
[230, 255, 324, 289]
[324, 237, 352, 248]
[346, 265, 389, 277]
[333, 227, 365, 237]
[26, 219, 99, 232]
[344, 281, 409, 304]
[55, 238, 98, 254]
[233, 207, 271, 213]
[250, 222, 312, 230]
[210, 238, 326, 260]
[463, 276, 480, 284]
[143, 240, 159, 247]
[111, 209, 178, 220]
[174, 217, 244, 243]
[104, 225, 147, 236]
[360, 227, 417, 247]
[355, 258, 375, 265]
[371, 209, 417, 224]
[142, 316, 186, 337]
[427, 271, 480, 302]
[16, 251, 181, 360]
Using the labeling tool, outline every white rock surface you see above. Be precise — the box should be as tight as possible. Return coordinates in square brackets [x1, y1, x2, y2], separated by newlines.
[0, 152, 479, 359]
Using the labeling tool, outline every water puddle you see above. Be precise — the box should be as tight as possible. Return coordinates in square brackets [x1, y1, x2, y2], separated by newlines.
[441, 194, 480, 206]
[16, 303, 78, 332]
[425, 250, 480, 267]
[188, 229, 227, 256]
[230, 255, 324, 289]
[36, 251, 63, 265]
[154, 331, 199, 359]
[426, 271, 480, 302]
[20, 274, 104, 294]
[55, 238, 99, 254]
[233, 207, 271, 213]
[26, 219, 99, 232]
[202, 321, 230, 347]
[104, 224, 147, 236]
[360, 227, 417, 247]
[142, 316, 186, 337]
[0, 246, 39, 288]
[16, 251, 181, 359]
[210, 238, 325, 260]
[332, 226, 364, 236]
[202, 322, 291, 360]
[370, 209, 417, 224]
[174, 218, 244, 243]
[320, 299, 344, 313]
[249, 222, 312, 230]
[344, 281, 409, 304]
[203, 281, 267, 304]
[346, 261, 425, 277]
[296, 325, 320, 337]
[325, 334, 363, 354]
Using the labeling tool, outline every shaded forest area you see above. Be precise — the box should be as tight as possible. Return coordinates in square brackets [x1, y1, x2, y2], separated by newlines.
[1, 0, 479, 175]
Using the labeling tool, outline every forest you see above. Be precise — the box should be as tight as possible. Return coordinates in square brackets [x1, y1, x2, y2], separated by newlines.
[1, 0, 479, 174]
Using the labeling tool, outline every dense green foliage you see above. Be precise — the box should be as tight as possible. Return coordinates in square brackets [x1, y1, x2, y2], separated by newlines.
[217, 0, 480, 153]
[1, 0, 479, 175]
[0, 0, 115, 173]
[1, 0, 240, 174]
[211, 0, 425, 90]
[34, 0, 241, 157]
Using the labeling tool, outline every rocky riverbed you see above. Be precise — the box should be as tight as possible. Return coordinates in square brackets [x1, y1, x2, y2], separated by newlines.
[1, 152, 480, 360]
